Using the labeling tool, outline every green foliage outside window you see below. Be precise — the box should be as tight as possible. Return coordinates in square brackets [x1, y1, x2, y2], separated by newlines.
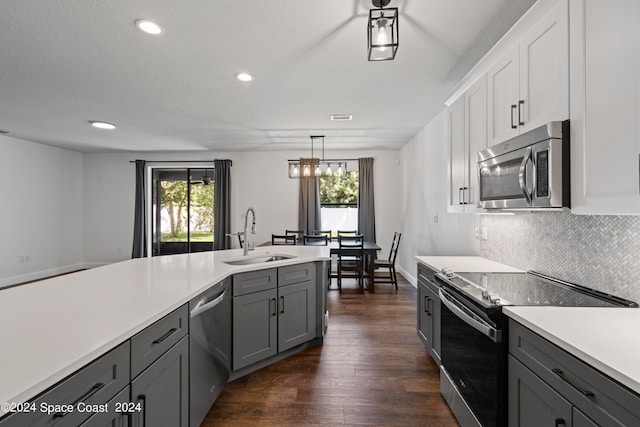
[320, 172, 358, 206]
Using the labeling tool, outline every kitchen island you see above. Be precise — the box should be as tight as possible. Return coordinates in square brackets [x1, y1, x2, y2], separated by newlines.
[0, 246, 329, 421]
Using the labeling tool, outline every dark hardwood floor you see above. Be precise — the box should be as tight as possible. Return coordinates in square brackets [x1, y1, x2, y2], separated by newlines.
[203, 274, 459, 426]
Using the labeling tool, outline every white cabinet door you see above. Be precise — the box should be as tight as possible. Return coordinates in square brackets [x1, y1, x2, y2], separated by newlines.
[465, 75, 487, 209]
[519, 0, 569, 132]
[570, 0, 640, 214]
[487, 47, 519, 146]
[487, 0, 569, 146]
[447, 95, 466, 212]
[447, 75, 487, 213]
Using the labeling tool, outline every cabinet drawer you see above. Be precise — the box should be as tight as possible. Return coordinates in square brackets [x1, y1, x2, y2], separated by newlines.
[0, 342, 130, 427]
[78, 385, 130, 427]
[232, 268, 277, 296]
[279, 262, 315, 287]
[509, 319, 640, 427]
[131, 305, 188, 379]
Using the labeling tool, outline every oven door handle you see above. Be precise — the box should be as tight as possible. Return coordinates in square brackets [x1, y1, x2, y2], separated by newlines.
[439, 289, 500, 343]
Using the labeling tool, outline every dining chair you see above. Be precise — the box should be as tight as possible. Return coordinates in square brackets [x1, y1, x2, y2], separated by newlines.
[303, 234, 329, 245]
[313, 230, 332, 241]
[337, 234, 365, 292]
[285, 229, 304, 244]
[337, 230, 358, 237]
[372, 232, 402, 289]
[271, 234, 296, 245]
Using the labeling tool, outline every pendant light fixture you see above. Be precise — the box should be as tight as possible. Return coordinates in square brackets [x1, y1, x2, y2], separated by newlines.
[287, 136, 351, 179]
[367, 0, 399, 61]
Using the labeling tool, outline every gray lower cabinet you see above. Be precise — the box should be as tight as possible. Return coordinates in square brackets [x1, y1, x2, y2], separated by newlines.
[233, 287, 278, 369]
[232, 263, 317, 371]
[508, 355, 572, 426]
[416, 263, 441, 365]
[509, 319, 640, 426]
[278, 280, 316, 351]
[130, 335, 189, 427]
[0, 342, 130, 427]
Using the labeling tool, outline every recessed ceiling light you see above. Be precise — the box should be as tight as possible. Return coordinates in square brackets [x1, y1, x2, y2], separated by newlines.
[135, 19, 165, 35]
[236, 73, 254, 82]
[331, 114, 353, 121]
[90, 121, 116, 130]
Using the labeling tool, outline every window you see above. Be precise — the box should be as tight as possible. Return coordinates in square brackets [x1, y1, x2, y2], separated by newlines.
[150, 167, 214, 256]
[320, 171, 359, 235]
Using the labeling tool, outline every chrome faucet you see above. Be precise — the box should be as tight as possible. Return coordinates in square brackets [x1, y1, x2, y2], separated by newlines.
[243, 207, 256, 256]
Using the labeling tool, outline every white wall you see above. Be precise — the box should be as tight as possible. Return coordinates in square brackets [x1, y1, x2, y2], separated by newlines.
[398, 110, 479, 283]
[82, 149, 403, 265]
[0, 135, 84, 287]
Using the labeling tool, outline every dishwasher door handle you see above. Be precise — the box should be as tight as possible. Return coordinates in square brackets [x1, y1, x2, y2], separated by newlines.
[190, 289, 227, 318]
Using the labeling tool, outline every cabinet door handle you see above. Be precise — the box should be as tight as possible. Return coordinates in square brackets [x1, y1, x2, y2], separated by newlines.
[518, 100, 525, 126]
[152, 327, 177, 344]
[461, 187, 469, 205]
[424, 295, 429, 314]
[552, 368, 595, 397]
[280, 296, 285, 314]
[137, 394, 147, 427]
[428, 297, 434, 316]
[458, 187, 463, 205]
[511, 104, 517, 129]
[52, 382, 105, 418]
[555, 418, 566, 426]
[271, 297, 277, 316]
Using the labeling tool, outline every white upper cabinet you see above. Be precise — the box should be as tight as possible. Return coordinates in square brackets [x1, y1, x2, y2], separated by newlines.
[487, 0, 569, 146]
[447, 95, 466, 212]
[570, 0, 640, 214]
[447, 75, 487, 213]
[487, 47, 520, 145]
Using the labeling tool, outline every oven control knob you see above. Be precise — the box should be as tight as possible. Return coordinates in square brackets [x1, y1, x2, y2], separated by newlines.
[443, 269, 455, 278]
[489, 294, 501, 305]
[481, 290, 491, 299]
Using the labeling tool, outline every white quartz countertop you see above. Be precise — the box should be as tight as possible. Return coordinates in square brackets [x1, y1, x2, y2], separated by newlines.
[415, 256, 524, 273]
[504, 306, 640, 395]
[0, 246, 329, 412]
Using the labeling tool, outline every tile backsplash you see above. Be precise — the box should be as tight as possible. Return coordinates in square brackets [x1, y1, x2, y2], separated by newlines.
[479, 212, 640, 302]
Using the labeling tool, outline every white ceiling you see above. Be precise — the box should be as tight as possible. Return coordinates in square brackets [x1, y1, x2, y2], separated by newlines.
[0, 0, 536, 153]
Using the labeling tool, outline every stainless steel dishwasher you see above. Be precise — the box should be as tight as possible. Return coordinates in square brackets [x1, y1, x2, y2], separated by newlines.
[189, 278, 231, 427]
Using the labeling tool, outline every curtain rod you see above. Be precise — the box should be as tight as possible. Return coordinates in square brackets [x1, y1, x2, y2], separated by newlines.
[129, 159, 232, 165]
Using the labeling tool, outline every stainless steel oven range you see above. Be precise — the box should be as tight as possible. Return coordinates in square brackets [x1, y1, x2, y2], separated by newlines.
[435, 270, 636, 427]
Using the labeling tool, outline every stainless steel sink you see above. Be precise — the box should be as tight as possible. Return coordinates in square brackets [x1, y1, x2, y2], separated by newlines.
[223, 254, 295, 266]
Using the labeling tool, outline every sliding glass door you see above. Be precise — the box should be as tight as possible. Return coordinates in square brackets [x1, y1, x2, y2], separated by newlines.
[151, 168, 214, 256]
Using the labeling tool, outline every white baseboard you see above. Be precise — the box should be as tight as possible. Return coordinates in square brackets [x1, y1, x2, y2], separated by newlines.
[398, 265, 417, 287]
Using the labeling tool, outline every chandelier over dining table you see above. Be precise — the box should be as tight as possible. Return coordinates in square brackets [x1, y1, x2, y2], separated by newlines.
[288, 136, 350, 178]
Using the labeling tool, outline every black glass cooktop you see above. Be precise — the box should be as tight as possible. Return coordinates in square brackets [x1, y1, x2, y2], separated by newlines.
[451, 272, 635, 308]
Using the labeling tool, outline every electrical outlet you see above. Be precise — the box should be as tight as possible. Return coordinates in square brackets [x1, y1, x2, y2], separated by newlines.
[481, 227, 488, 240]
[25, 255, 31, 262]
[433, 214, 439, 223]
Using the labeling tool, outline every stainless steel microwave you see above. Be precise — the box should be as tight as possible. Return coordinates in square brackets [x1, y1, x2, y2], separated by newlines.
[477, 120, 570, 210]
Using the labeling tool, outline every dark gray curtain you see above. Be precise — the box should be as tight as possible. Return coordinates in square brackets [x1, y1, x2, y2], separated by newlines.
[214, 159, 232, 250]
[358, 157, 376, 244]
[132, 159, 147, 258]
[298, 158, 321, 234]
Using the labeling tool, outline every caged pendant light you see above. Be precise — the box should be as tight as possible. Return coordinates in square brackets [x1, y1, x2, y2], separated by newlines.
[367, 0, 399, 61]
